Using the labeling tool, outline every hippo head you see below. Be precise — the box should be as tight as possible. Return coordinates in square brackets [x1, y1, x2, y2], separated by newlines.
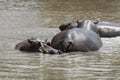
[77, 20, 98, 27]
[59, 19, 99, 34]
[59, 21, 78, 31]
[27, 39, 41, 51]
[15, 39, 41, 52]
[77, 19, 99, 33]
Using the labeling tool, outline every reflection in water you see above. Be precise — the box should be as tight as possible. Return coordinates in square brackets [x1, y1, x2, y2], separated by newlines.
[0, 0, 120, 80]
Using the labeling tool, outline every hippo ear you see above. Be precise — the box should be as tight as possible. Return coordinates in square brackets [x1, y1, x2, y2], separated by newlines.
[27, 39, 33, 44]
[76, 20, 82, 28]
[76, 20, 81, 23]
[59, 23, 70, 31]
[93, 20, 99, 24]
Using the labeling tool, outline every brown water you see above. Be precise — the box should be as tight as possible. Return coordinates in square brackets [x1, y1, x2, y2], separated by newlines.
[0, 0, 120, 80]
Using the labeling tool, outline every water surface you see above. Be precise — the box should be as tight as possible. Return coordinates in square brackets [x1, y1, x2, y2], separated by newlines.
[0, 0, 120, 80]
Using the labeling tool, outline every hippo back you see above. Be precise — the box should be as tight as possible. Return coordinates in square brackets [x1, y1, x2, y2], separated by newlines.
[96, 22, 120, 37]
[51, 28, 102, 52]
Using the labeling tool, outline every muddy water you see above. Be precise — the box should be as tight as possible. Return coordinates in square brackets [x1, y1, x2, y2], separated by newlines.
[0, 0, 120, 80]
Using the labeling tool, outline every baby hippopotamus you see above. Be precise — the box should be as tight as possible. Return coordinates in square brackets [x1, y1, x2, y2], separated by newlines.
[15, 39, 41, 52]
[15, 38, 63, 54]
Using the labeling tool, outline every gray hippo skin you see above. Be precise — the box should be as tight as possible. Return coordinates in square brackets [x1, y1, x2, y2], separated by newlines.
[15, 39, 41, 52]
[59, 20, 120, 37]
[97, 22, 120, 37]
[40, 42, 63, 54]
[51, 28, 102, 52]
[59, 19, 99, 34]
[15, 38, 62, 54]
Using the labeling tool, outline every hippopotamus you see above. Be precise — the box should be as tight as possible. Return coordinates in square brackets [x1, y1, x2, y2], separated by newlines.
[51, 28, 102, 52]
[59, 19, 99, 34]
[96, 21, 120, 37]
[59, 19, 120, 37]
[15, 39, 41, 52]
[15, 38, 62, 54]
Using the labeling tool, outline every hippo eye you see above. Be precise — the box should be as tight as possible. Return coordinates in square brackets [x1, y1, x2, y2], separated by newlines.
[67, 23, 71, 26]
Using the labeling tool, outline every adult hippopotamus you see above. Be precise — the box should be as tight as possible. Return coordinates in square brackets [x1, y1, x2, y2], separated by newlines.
[96, 21, 120, 37]
[15, 38, 62, 54]
[59, 19, 120, 37]
[51, 28, 102, 52]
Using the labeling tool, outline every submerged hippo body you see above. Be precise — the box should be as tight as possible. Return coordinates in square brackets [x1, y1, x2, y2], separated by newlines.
[51, 28, 102, 52]
[97, 22, 120, 37]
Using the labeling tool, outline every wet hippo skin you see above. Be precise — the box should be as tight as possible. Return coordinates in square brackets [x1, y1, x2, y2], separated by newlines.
[59, 20, 120, 37]
[97, 22, 120, 37]
[51, 28, 102, 52]
[15, 39, 41, 52]
[59, 19, 99, 34]
[15, 39, 63, 54]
